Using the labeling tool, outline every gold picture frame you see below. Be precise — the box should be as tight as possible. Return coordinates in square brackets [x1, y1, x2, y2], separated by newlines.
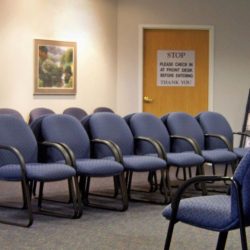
[34, 39, 77, 95]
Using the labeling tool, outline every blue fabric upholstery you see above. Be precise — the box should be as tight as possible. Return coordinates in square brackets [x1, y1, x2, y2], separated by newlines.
[89, 113, 134, 157]
[42, 115, 90, 161]
[162, 112, 205, 152]
[130, 112, 171, 153]
[41, 115, 124, 177]
[75, 159, 124, 177]
[0, 108, 24, 120]
[202, 149, 237, 164]
[162, 151, 250, 233]
[0, 163, 75, 182]
[129, 113, 204, 167]
[232, 151, 250, 225]
[123, 155, 166, 172]
[197, 111, 250, 159]
[234, 148, 250, 159]
[89, 113, 167, 172]
[93, 107, 114, 113]
[0, 115, 76, 182]
[167, 152, 204, 166]
[196, 112, 233, 149]
[162, 112, 237, 164]
[26, 163, 75, 181]
[63, 107, 87, 121]
[162, 195, 237, 231]
[29, 107, 54, 124]
[0, 115, 37, 165]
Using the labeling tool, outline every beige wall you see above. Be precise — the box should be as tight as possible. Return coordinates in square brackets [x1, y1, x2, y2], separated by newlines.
[0, 0, 117, 121]
[117, 0, 250, 135]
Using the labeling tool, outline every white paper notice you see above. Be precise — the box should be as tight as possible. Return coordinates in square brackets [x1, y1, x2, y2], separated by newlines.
[157, 50, 195, 87]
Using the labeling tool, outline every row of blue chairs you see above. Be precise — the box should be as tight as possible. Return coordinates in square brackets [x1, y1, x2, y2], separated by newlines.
[28, 107, 113, 124]
[0, 107, 114, 124]
[0, 110, 249, 249]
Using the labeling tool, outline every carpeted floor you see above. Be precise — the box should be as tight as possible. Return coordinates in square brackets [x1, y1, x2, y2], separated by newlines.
[0, 168, 248, 250]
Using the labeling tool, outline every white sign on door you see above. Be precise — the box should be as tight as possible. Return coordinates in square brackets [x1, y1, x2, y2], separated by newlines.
[157, 50, 195, 87]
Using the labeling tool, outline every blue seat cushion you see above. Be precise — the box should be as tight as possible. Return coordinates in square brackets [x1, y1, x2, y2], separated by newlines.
[202, 149, 237, 164]
[0, 163, 76, 181]
[162, 195, 239, 231]
[234, 147, 249, 159]
[75, 159, 124, 177]
[123, 155, 166, 172]
[167, 152, 204, 167]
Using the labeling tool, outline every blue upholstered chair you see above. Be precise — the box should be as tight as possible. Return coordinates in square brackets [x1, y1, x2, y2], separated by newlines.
[28, 107, 55, 124]
[128, 112, 205, 196]
[88, 112, 169, 204]
[63, 107, 88, 121]
[0, 115, 81, 227]
[93, 107, 114, 113]
[161, 112, 237, 176]
[162, 150, 250, 250]
[41, 114, 128, 211]
[196, 111, 250, 160]
[0, 108, 24, 120]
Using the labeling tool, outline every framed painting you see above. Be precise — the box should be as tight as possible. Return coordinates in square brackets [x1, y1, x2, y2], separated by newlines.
[34, 39, 77, 95]
[241, 88, 250, 148]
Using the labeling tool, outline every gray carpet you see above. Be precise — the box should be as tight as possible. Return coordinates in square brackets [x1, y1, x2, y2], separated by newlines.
[0, 169, 248, 250]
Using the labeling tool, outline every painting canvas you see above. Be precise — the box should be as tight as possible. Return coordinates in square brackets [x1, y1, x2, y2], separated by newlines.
[34, 39, 76, 95]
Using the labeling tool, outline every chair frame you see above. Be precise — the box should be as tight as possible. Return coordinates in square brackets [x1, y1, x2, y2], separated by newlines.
[58, 139, 129, 212]
[35, 141, 82, 219]
[0, 144, 33, 227]
[164, 175, 247, 250]
[123, 136, 170, 204]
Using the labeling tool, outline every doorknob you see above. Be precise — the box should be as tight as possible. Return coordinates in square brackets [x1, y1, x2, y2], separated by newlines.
[143, 96, 153, 103]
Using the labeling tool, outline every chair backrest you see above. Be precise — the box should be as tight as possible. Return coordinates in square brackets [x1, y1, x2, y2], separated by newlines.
[161, 112, 205, 152]
[231, 151, 250, 224]
[89, 112, 134, 157]
[93, 107, 114, 113]
[129, 112, 171, 154]
[0, 108, 24, 120]
[196, 111, 233, 149]
[28, 108, 55, 124]
[0, 115, 37, 165]
[63, 107, 87, 121]
[41, 114, 90, 161]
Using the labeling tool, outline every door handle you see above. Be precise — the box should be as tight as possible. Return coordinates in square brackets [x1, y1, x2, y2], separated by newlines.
[143, 96, 153, 103]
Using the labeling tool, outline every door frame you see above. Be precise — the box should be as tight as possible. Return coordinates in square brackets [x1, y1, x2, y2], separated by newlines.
[138, 24, 214, 112]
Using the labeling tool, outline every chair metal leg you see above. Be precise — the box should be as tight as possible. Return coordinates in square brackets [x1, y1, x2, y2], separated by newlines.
[239, 222, 248, 250]
[164, 220, 176, 250]
[37, 179, 81, 219]
[118, 172, 129, 211]
[216, 231, 228, 250]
